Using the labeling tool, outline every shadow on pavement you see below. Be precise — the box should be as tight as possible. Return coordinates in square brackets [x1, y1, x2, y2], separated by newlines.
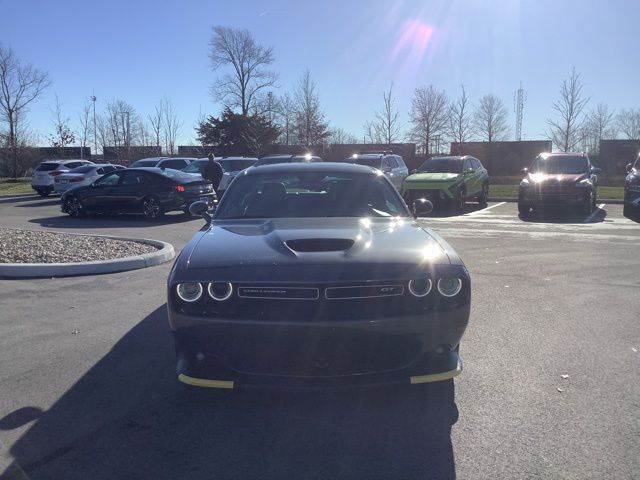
[28, 212, 199, 229]
[15, 199, 62, 208]
[0, 195, 43, 205]
[519, 206, 607, 224]
[1, 306, 458, 480]
[420, 201, 487, 218]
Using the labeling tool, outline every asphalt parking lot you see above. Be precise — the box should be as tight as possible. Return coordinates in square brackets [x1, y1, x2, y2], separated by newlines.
[1, 195, 639, 480]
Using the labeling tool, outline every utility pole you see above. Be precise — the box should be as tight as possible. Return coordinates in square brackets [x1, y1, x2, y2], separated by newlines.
[514, 83, 526, 141]
[90, 94, 97, 158]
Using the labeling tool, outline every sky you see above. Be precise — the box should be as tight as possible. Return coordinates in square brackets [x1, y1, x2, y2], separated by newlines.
[1, 0, 639, 150]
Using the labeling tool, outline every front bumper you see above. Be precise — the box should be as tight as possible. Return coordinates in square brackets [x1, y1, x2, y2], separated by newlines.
[168, 305, 468, 389]
[403, 185, 457, 203]
[624, 184, 640, 207]
[520, 186, 591, 206]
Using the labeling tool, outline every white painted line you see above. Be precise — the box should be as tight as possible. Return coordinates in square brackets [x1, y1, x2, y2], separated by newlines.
[467, 202, 506, 216]
[584, 203, 606, 223]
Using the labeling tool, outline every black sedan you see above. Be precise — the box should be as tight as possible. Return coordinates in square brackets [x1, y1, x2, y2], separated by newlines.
[624, 154, 640, 217]
[61, 168, 216, 220]
[167, 163, 470, 390]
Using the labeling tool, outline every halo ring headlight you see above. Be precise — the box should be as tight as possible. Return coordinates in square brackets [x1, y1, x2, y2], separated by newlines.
[437, 278, 463, 297]
[408, 278, 432, 297]
[176, 282, 203, 302]
[208, 282, 233, 301]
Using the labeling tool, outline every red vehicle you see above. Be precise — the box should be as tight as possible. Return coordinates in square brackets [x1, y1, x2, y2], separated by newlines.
[518, 153, 601, 216]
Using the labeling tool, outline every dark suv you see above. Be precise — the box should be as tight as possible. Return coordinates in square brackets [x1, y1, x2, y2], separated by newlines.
[518, 153, 601, 216]
[624, 154, 640, 217]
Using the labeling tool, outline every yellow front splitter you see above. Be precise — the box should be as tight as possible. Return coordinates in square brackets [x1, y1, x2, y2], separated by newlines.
[178, 373, 234, 389]
[409, 362, 463, 384]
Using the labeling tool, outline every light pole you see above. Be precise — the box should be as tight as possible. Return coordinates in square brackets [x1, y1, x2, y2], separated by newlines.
[90, 94, 97, 158]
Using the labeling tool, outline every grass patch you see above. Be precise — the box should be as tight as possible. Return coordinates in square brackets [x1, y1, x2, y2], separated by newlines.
[489, 184, 625, 200]
[0, 178, 32, 196]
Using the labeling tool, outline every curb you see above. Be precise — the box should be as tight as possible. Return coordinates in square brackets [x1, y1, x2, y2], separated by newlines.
[0, 233, 175, 279]
[488, 197, 624, 205]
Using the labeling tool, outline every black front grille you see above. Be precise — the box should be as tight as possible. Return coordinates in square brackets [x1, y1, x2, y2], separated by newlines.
[325, 284, 404, 299]
[238, 286, 319, 300]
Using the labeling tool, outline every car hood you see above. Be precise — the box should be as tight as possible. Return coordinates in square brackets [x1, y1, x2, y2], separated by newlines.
[405, 173, 461, 183]
[526, 172, 587, 184]
[187, 217, 452, 275]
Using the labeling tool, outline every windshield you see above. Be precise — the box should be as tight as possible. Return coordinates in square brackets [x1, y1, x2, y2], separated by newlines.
[156, 168, 200, 182]
[68, 165, 96, 174]
[219, 159, 257, 171]
[130, 160, 158, 168]
[182, 161, 206, 173]
[216, 172, 407, 219]
[634, 158, 640, 170]
[530, 156, 588, 174]
[349, 158, 382, 168]
[418, 159, 463, 174]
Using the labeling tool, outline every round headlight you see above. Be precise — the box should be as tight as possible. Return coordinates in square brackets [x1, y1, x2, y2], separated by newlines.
[176, 282, 203, 302]
[437, 278, 462, 297]
[408, 278, 432, 297]
[208, 282, 233, 301]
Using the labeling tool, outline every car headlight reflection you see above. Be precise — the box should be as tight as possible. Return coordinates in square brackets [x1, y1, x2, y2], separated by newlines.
[176, 282, 203, 302]
[208, 282, 233, 301]
[409, 278, 432, 297]
[437, 278, 463, 297]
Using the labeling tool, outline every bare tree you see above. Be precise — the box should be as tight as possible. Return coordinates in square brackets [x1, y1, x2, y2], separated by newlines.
[148, 101, 164, 151]
[408, 85, 449, 155]
[327, 128, 358, 144]
[615, 108, 640, 140]
[581, 103, 615, 154]
[48, 94, 75, 150]
[276, 92, 295, 145]
[363, 120, 383, 144]
[78, 100, 92, 157]
[103, 100, 140, 162]
[473, 94, 509, 143]
[546, 67, 589, 152]
[293, 70, 329, 147]
[448, 84, 473, 143]
[209, 26, 277, 116]
[0, 45, 51, 178]
[162, 97, 182, 155]
[374, 83, 401, 145]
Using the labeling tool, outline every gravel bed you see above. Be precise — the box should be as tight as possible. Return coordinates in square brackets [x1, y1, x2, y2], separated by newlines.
[0, 228, 158, 263]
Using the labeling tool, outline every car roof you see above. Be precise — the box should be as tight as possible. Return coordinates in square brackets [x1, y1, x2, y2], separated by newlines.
[246, 162, 376, 175]
[41, 159, 92, 164]
[219, 156, 258, 160]
[428, 156, 465, 161]
[541, 152, 586, 157]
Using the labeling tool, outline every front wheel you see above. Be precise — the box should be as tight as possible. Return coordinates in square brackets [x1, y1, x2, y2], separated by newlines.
[38, 188, 51, 197]
[518, 200, 531, 217]
[452, 188, 465, 214]
[581, 191, 595, 215]
[478, 183, 489, 205]
[142, 196, 163, 221]
[64, 196, 84, 218]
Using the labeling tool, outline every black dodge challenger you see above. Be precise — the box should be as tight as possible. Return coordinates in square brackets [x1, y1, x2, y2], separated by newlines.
[167, 163, 470, 389]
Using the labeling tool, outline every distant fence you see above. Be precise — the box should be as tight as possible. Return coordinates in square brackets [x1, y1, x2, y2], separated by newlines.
[103, 146, 162, 164]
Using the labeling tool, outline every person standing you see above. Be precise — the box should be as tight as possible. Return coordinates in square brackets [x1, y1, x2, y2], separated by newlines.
[203, 152, 224, 193]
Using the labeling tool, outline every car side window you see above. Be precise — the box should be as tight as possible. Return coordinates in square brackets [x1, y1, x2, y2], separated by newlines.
[102, 166, 115, 174]
[95, 171, 121, 186]
[395, 156, 406, 168]
[162, 160, 187, 169]
[121, 171, 147, 185]
[463, 159, 473, 171]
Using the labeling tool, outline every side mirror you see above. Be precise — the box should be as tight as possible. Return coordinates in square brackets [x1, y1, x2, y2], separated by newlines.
[189, 200, 212, 224]
[626, 163, 632, 173]
[382, 167, 392, 174]
[590, 167, 602, 174]
[412, 198, 433, 217]
[521, 167, 529, 175]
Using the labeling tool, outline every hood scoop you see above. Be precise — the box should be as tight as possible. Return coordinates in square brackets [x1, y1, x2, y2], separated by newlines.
[285, 238, 355, 253]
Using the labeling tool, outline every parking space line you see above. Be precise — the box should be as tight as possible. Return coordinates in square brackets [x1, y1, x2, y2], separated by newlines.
[467, 202, 506, 216]
[584, 203, 606, 223]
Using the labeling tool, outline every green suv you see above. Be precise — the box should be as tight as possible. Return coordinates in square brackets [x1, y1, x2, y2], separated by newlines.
[401, 156, 489, 212]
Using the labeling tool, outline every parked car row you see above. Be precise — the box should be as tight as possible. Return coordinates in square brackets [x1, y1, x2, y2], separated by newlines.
[624, 154, 640, 217]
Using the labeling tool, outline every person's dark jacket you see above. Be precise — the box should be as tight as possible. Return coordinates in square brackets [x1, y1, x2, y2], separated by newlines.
[203, 160, 224, 190]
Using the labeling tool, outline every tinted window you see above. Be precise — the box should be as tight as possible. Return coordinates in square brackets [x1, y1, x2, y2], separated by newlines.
[157, 168, 198, 183]
[65, 162, 86, 169]
[102, 166, 116, 174]
[217, 172, 407, 219]
[386, 157, 398, 168]
[162, 159, 188, 169]
[530, 155, 588, 174]
[418, 159, 463, 174]
[35, 163, 60, 171]
[95, 172, 121, 186]
[183, 161, 206, 173]
[633, 157, 640, 170]
[121, 171, 148, 185]
[463, 159, 473, 171]
[395, 156, 406, 168]
[130, 160, 158, 168]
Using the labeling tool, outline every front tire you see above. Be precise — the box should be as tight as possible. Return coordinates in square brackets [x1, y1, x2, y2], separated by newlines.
[478, 183, 489, 205]
[38, 187, 51, 197]
[518, 200, 531, 217]
[64, 196, 84, 218]
[142, 196, 163, 221]
[452, 188, 465, 214]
